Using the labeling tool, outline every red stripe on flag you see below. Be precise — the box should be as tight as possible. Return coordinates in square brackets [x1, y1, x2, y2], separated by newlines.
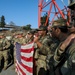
[21, 62, 33, 73]
[17, 62, 26, 75]
[15, 42, 34, 75]
[21, 47, 34, 53]
[21, 56, 33, 62]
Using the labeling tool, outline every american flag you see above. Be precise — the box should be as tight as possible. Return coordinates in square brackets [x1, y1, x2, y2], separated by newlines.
[15, 42, 34, 75]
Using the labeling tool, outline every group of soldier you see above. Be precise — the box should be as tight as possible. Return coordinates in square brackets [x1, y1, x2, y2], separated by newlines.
[0, 18, 75, 75]
[33, 19, 75, 75]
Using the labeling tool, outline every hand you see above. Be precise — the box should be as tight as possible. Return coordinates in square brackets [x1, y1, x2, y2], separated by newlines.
[34, 36, 39, 43]
[60, 34, 75, 50]
[3, 47, 6, 50]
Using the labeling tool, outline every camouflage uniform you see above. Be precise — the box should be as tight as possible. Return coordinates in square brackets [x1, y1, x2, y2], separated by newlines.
[54, 40, 75, 75]
[34, 35, 49, 75]
[34, 25, 59, 75]
[25, 30, 36, 75]
[0, 33, 10, 69]
[13, 32, 26, 64]
[25, 30, 34, 43]
[51, 19, 75, 75]
[6, 34, 14, 64]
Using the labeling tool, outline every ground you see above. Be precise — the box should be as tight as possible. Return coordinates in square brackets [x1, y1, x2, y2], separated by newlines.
[0, 64, 17, 75]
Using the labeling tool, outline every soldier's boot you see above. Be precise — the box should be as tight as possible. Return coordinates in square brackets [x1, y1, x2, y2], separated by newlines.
[12, 66, 15, 70]
[0, 62, 1, 69]
[0, 61, 2, 71]
[3, 66, 7, 70]
[0, 66, 1, 71]
[3, 61, 8, 70]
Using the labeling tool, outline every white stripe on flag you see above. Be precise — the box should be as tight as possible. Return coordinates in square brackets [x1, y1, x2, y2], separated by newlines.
[21, 51, 34, 58]
[17, 61, 33, 75]
[15, 42, 34, 75]
[21, 42, 34, 49]
[21, 59, 33, 68]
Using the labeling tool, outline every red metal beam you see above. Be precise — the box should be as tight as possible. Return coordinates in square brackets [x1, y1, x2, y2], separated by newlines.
[45, 2, 53, 26]
[52, 0, 65, 19]
[38, 0, 69, 27]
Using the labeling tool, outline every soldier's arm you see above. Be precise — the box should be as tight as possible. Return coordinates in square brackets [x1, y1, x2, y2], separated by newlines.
[38, 38, 51, 55]
[34, 37, 48, 55]
[34, 36, 42, 48]
[0, 40, 4, 50]
[54, 34, 75, 62]
[0, 47, 3, 51]
[54, 43, 65, 62]
[34, 37, 56, 55]
[34, 36, 58, 55]
[54, 41, 75, 64]
[5, 39, 10, 49]
[69, 42, 75, 65]
[58, 34, 75, 52]
[71, 51, 75, 69]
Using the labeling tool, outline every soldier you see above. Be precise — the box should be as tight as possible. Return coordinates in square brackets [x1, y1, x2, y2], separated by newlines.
[11, 32, 19, 69]
[33, 25, 59, 75]
[34, 25, 48, 75]
[25, 30, 34, 43]
[12, 31, 26, 69]
[50, 19, 75, 75]
[0, 33, 11, 70]
[16, 31, 26, 44]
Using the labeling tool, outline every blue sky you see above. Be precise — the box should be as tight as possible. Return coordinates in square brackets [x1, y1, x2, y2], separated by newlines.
[0, 0, 68, 28]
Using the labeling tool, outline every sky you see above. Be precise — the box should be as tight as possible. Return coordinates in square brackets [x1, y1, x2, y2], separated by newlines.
[0, 0, 68, 28]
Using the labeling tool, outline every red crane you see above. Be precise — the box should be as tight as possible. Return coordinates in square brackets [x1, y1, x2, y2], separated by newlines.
[38, 0, 70, 27]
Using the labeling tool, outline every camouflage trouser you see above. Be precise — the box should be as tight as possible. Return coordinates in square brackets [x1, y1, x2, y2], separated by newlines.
[36, 59, 47, 75]
[62, 67, 75, 75]
[14, 47, 16, 64]
[0, 50, 9, 68]
[0, 51, 3, 67]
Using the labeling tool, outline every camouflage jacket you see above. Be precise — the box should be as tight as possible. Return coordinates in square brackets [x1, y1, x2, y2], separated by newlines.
[39, 35, 59, 56]
[54, 39, 75, 75]
[0, 38, 10, 51]
[34, 35, 59, 61]
[17, 37, 26, 45]
[12, 37, 26, 45]
[25, 37, 34, 44]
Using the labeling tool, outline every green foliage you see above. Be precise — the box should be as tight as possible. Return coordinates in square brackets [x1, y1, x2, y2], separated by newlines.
[22, 24, 31, 30]
[0, 15, 6, 28]
[41, 13, 49, 26]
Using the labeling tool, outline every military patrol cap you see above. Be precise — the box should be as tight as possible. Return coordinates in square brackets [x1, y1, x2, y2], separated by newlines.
[27, 30, 35, 34]
[37, 25, 47, 31]
[52, 19, 67, 28]
[32, 29, 38, 33]
[16, 31, 23, 35]
[19, 31, 23, 34]
[0, 33, 5, 36]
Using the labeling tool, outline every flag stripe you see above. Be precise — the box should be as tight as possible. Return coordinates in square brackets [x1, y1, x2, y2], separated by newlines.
[21, 62, 33, 73]
[17, 61, 33, 75]
[21, 56, 33, 62]
[15, 42, 34, 75]
[21, 47, 34, 53]
[21, 59, 33, 68]
[21, 42, 34, 49]
[16, 61, 22, 75]
[16, 61, 26, 75]
[21, 51, 34, 58]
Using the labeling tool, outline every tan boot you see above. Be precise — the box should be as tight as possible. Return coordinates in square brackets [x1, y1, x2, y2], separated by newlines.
[3, 66, 7, 70]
